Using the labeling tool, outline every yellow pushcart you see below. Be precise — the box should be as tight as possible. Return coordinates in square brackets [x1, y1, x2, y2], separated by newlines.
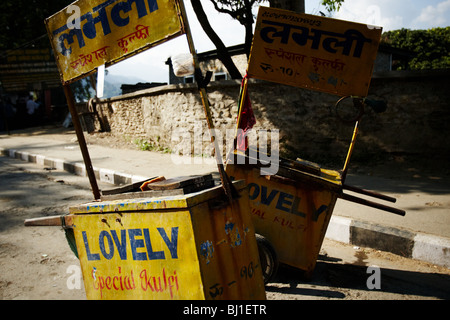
[226, 147, 405, 282]
[226, 153, 342, 279]
[226, 6, 406, 282]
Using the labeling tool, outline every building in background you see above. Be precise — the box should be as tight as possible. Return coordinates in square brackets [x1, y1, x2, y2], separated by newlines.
[165, 44, 248, 85]
[0, 47, 66, 130]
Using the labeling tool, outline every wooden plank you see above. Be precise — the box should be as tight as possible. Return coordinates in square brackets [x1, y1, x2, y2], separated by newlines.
[339, 193, 406, 216]
[24, 215, 73, 227]
[101, 177, 157, 195]
[246, 146, 322, 175]
[100, 175, 215, 200]
[147, 174, 213, 190]
[100, 189, 183, 201]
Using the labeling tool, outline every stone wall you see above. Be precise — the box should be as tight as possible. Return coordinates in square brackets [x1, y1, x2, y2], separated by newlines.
[87, 70, 450, 167]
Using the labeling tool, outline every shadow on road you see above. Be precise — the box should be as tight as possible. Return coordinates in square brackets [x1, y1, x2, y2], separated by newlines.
[266, 254, 450, 299]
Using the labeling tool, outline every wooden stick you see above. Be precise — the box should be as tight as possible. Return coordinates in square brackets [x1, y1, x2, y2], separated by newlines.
[343, 184, 397, 203]
[339, 193, 405, 216]
[63, 84, 101, 200]
[341, 120, 359, 183]
[24, 215, 74, 228]
[177, 0, 237, 202]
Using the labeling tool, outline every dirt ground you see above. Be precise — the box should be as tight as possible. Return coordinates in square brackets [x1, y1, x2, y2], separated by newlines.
[0, 158, 90, 300]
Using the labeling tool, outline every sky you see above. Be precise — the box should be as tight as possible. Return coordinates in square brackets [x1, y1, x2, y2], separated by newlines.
[106, 0, 450, 84]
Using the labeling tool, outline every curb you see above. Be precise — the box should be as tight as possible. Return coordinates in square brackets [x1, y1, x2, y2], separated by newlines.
[1, 147, 150, 185]
[2, 147, 449, 269]
[326, 216, 450, 268]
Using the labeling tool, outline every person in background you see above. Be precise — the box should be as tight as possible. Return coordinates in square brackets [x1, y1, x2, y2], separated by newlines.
[26, 95, 39, 127]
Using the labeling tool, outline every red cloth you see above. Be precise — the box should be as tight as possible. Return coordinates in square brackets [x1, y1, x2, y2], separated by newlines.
[236, 75, 255, 151]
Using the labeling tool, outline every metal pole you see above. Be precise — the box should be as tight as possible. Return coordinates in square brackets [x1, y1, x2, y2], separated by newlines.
[63, 84, 101, 200]
[341, 120, 359, 183]
[235, 76, 248, 132]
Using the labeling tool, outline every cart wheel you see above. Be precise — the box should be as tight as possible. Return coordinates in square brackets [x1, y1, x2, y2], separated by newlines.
[255, 234, 278, 284]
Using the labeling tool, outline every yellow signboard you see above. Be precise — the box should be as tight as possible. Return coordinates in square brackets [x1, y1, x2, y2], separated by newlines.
[45, 0, 185, 84]
[248, 7, 382, 97]
[73, 211, 204, 300]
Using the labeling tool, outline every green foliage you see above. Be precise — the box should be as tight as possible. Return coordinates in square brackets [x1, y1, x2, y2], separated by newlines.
[382, 27, 450, 70]
[134, 138, 153, 151]
[133, 138, 171, 153]
[212, 0, 265, 23]
[321, 0, 345, 13]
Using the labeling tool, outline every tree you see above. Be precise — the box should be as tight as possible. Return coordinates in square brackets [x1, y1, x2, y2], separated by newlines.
[382, 27, 450, 70]
[190, 0, 244, 79]
[321, 0, 344, 14]
[191, 0, 344, 79]
[210, 0, 263, 60]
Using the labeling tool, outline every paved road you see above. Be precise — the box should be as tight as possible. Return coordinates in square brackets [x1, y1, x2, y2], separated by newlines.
[1, 156, 449, 300]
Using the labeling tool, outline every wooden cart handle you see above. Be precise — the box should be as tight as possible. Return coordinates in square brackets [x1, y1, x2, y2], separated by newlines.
[339, 193, 406, 216]
[24, 215, 73, 228]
